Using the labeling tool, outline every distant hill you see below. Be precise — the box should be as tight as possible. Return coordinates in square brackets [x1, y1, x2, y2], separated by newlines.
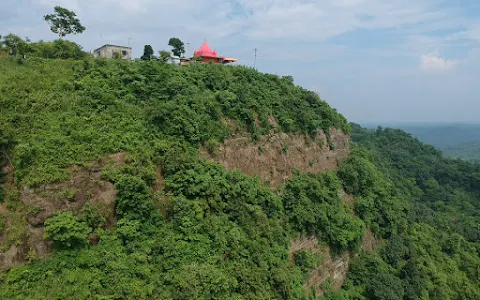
[443, 140, 480, 162]
[362, 123, 480, 162]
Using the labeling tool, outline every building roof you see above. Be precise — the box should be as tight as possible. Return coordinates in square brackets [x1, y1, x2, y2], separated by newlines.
[193, 41, 218, 57]
[93, 44, 132, 52]
[223, 58, 238, 63]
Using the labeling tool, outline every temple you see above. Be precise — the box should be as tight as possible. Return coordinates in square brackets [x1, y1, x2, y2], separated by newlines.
[191, 41, 237, 64]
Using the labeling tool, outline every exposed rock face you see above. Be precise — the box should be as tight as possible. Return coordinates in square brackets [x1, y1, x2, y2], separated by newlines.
[21, 160, 119, 229]
[0, 244, 30, 269]
[0, 153, 125, 270]
[290, 236, 350, 297]
[201, 128, 350, 187]
[290, 227, 377, 298]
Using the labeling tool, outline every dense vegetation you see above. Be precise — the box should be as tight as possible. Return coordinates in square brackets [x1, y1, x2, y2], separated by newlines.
[370, 123, 480, 162]
[443, 140, 480, 162]
[324, 124, 480, 299]
[0, 56, 350, 299]
[0, 34, 88, 59]
[0, 56, 478, 299]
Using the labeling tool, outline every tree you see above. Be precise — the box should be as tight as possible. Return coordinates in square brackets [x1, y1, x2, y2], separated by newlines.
[44, 212, 91, 249]
[168, 37, 185, 57]
[159, 50, 171, 61]
[2, 34, 29, 56]
[141, 45, 154, 61]
[115, 175, 155, 221]
[43, 6, 85, 39]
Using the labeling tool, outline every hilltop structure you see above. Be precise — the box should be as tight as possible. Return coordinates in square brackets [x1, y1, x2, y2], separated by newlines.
[190, 41, 237, 64]
[93, 44, 132, 60]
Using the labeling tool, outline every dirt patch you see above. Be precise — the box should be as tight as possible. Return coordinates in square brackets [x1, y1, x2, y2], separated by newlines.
[3, 164, 14, 186]
[21, 165, 117, 227]
[154, 166, 165, 193]
[290, 235, 350, 297]
[108, 152, 126, 165]
[339, 189, 355, 213]
[361, 228, 377, 253]
[27, 225, 51, 260]
[201, 128, 349, 187]
[0, 243, 30, 270]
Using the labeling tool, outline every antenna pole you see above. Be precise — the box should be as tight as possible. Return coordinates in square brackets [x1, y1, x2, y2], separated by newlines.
[254, 48, 257, 70]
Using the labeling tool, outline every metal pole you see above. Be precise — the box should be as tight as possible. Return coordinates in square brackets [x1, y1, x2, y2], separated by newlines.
[254, 48, 257, 70]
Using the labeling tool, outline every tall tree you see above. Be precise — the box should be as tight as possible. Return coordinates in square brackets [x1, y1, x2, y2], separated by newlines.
[168, 37, 185, 57]
[141, 45, 154, 61]
[44, 6, 85, 39]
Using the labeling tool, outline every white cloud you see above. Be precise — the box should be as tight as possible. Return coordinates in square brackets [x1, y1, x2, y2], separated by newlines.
[234, 0, 455, 41]
[421, 52, 458, 71]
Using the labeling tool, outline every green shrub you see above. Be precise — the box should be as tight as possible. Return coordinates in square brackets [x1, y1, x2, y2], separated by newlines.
[294, 249, 322, 273]
[44, 212, 91, 249]
[115, 175, 155, 221]
[283, 172, 365, 250]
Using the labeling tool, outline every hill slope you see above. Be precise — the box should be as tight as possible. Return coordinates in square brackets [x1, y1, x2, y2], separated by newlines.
[365, 123, 480, 162]
[0, 57, 479, 299]
[0, 57, 356, 299]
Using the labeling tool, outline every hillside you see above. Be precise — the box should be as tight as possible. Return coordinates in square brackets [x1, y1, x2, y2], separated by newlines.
[0, 57, 479, 299]
[443, 140, 480, 162]
[364, 123, 480, 162]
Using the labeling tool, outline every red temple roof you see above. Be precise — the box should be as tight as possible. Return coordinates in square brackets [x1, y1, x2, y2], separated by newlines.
[194, 41, 218, 57]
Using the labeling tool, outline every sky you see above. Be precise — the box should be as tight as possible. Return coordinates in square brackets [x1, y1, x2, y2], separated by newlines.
[1, 0, 480, 123]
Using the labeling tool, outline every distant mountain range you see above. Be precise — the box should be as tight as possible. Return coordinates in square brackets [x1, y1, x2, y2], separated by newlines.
[362, 123, 480, 162]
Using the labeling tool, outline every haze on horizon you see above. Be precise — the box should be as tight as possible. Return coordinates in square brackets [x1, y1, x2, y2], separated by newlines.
[1, 0, 479, 123]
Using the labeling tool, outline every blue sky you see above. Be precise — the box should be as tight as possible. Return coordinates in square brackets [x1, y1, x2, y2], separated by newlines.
[1, 0, 480, 123]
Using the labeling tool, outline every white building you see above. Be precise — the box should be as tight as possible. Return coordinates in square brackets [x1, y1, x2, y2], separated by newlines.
[93, 44, 132, 60]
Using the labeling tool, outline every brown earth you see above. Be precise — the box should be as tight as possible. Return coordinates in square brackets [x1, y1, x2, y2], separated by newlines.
[201, 128, 349, 187]
[361, 228, 377, 253]
[0, 153, 126, 270]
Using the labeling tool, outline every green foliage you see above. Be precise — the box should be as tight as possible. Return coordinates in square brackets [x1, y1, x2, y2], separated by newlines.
[294, 249, 321, 273]
[1, 56, 479, 299]
[168, 37, 185, 57]
[367, 273, 404, 300]
[329, 124, 480, 300]
[44, 212, 91, 249]
[443, 140, 480, 162]
[115, 175, 156, 221]
[1, 34, 29, 56]
[43, 6, 86, 38]
[0, 34, 88, 59]
[0, 214, 6, 234]
[0, 57, 347, 186]
[283, 172, 365, 251]
[0, 126, 13, 203]
[159, 50, 171, 61]
[79, 204, 106, 230]
[141, 44, 154, 61]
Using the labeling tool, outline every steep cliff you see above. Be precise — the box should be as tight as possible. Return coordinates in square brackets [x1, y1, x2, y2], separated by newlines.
[202, 127, 349, 187]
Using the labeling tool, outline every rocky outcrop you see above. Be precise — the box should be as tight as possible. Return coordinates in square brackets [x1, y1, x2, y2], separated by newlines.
[0, 153, 125, 270]
[290, 236, 350, 297]
[201, 128, 349, 187]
